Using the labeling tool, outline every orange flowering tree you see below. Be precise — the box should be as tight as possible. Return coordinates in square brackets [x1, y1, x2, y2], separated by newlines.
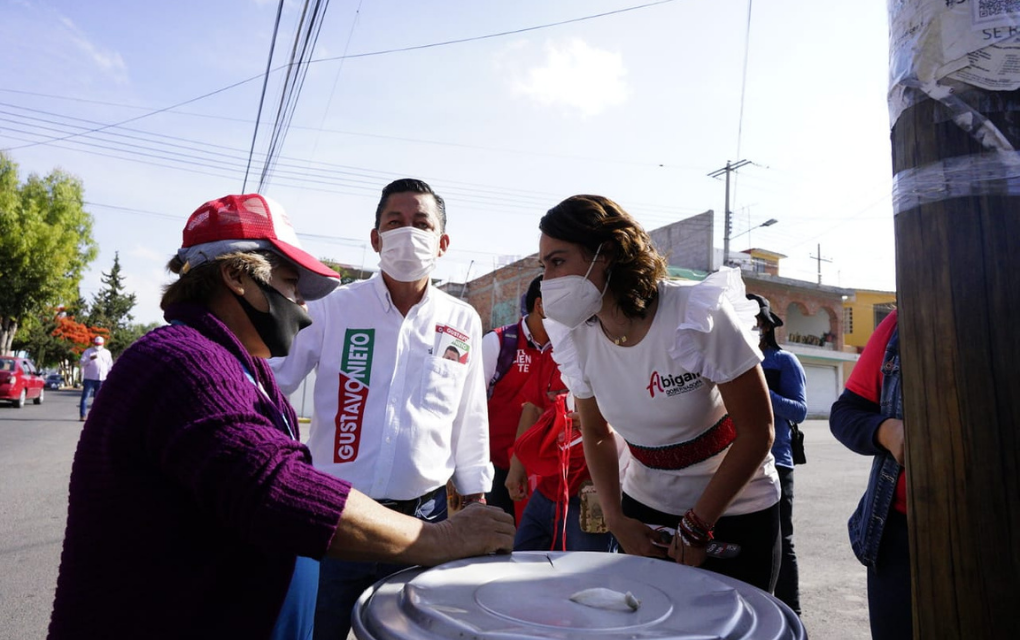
[50, 313, 109, 383]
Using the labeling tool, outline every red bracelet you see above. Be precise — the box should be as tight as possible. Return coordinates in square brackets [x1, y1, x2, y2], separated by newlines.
[678, 509, 714, 547]
[685, 508, 714, 533]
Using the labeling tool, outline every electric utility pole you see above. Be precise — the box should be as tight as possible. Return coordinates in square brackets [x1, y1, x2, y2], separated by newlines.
[809, 243, 831, 285]
[708, 159, 750, 267]
[888, 5, 1020, 638]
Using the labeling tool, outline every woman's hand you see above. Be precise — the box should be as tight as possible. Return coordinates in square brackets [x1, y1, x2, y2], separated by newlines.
[665, 533, 708, 567]
[877, 418, 905, 465]
[609, 516, 668, 559]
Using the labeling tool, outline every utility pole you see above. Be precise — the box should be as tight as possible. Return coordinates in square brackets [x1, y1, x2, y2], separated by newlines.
[888, 4, 1020, 639]
[809, 243, 831, 285]
[708, 159, 750, 268]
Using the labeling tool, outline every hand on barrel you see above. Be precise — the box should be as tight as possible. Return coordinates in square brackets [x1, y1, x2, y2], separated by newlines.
[431, 503, 515, 563]
[666, 533, 707, 567]
[609, 516, 668, 559]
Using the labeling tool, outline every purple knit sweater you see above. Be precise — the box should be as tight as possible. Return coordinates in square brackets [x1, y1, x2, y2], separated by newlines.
[48, 304, 352, 639]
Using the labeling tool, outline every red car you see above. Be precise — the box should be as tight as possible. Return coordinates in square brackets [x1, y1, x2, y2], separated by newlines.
[0, 356, 45, 408]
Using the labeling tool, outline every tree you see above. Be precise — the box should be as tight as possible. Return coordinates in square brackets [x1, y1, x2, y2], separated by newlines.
[0, 152, 98, 354]
[86, 252, 137, 357]
[51, 314, 106, 385]
[11, 307, 64, 369]
[320, 259, 365, 285]
[115, 321, 164, 355]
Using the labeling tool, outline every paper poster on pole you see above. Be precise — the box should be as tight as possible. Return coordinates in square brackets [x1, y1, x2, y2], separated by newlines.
[889, 0, 1020, 124]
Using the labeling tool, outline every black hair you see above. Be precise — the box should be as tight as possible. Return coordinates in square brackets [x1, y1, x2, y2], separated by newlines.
[524, 275, 543, 314]
[374, 178, 446, 232]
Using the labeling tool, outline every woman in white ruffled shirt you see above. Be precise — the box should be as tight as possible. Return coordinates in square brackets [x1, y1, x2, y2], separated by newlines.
[538, 195, 781, 592]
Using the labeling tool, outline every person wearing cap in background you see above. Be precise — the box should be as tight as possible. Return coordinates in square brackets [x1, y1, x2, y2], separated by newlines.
[48, 194, 514, 640]
[271, 178, 494, 640]
[78, 334, 113, 422]
[747, 293, 807, 616]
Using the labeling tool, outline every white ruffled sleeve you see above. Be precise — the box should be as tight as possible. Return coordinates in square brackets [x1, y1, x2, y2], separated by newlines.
[543, 318, 595, 399]
[668, 267, 763, 384]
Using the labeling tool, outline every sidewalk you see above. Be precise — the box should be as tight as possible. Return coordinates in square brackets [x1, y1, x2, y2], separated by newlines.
[793, 419, 871, 639]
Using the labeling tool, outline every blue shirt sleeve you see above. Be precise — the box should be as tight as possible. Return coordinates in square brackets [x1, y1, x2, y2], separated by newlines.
[769, 350, 808, 424]
[829, 387, 889, 456]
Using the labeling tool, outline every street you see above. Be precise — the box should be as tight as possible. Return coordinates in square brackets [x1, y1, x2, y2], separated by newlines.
[0, 391, 872, 639]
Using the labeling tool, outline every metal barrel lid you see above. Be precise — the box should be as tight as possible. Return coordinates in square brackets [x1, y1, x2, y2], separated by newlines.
[352, 551, 806, 640]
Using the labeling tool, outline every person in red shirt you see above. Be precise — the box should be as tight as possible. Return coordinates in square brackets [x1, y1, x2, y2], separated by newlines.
[507, 339, 614, 552]
[481, 276, 549, 519]
[830, 310, 909, 640]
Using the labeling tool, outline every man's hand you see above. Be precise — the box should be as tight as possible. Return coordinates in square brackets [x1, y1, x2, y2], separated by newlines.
[877, 418, 905, 465]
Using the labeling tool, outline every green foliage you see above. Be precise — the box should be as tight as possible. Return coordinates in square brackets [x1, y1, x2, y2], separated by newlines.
[115, 321, 164, 354]
[320, 258, 365, 285]
[86, 252, 137, 356]
[11, 309, 64, 369]
[0, 152, 98, 353]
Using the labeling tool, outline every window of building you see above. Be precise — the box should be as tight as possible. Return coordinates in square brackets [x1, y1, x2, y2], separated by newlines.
[874, 304, 895, 330]
[844, 307, 853, 334]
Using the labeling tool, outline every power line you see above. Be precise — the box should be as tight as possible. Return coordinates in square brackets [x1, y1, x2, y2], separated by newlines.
[0, 103, 707, 221]
[0, 89, 689, 171]
[309, 0, 679, 64]
[736, 0, 754, 159]
[1, 0, 678, 154]
[243, 0, 286, 193]
[259, 0, 333, 192]
[306, 0, 363, 167]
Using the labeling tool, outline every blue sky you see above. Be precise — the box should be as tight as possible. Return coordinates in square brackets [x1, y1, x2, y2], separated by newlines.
[1, 0, 894, 326]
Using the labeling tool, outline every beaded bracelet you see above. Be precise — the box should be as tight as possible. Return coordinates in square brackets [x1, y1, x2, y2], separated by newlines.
[685, 508, 714, 533]
[677, 508, 714, 547]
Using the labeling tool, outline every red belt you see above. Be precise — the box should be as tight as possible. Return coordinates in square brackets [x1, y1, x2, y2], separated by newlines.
[627, 415, 736, 470]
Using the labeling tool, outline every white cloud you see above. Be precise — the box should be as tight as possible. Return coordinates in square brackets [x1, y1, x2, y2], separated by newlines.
[58, 15, 128, 81]
[507, 38, 629, 117]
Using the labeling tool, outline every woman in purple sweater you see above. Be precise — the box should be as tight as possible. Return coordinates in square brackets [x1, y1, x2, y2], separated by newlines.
[48, 194, 514, 640]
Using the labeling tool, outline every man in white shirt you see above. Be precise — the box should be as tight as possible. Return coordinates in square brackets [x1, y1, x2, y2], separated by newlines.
[271, 178, 492, 640]
[79, 335, 113, 422]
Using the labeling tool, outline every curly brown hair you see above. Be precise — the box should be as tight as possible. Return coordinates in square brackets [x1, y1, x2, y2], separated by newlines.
[160, 250, 280, 311]
[539, 195, 668, 319]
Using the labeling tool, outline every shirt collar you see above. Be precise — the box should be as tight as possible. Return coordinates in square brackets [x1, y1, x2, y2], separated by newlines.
[521, 315, 550, 352]
[370, 271, 432, 314]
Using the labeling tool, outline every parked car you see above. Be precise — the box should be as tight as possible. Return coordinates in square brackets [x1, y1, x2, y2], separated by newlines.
[0, 356, 45, 408]
[45, 372, 65, 390]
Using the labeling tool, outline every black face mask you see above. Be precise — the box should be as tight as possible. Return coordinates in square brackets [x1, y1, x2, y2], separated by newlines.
[234, 279, 312, 357]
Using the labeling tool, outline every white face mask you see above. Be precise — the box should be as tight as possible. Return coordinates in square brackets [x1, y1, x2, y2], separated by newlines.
[540, 244, 608, 330]
[378, 227, 439, 282]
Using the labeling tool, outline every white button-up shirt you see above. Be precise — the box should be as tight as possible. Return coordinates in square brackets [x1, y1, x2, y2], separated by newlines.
[79, 346, 113, 381]
[271, 274, 492, 500]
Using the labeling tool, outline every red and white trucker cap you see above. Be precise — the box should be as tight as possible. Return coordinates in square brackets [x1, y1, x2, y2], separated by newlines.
[177, 194, 340, 301]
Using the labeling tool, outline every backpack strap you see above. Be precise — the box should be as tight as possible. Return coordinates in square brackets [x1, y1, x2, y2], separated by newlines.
[487, 323, 520, 397]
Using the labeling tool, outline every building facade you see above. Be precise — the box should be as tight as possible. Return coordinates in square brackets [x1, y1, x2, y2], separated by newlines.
[843, 289, 897, 351]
